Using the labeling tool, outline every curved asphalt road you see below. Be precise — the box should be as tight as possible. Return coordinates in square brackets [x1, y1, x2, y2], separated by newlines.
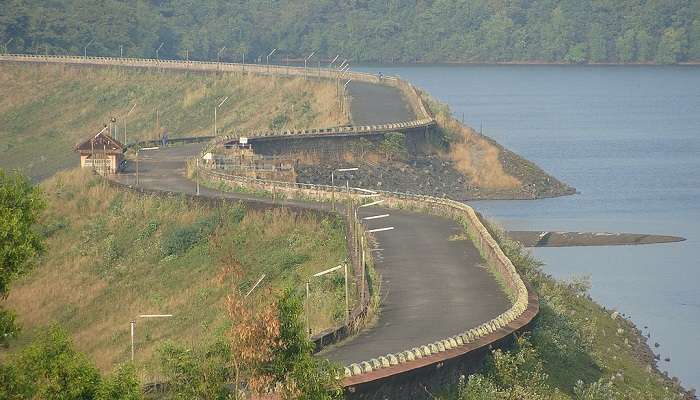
[347, 81, 416, 125]
[118, 81, 510, 366]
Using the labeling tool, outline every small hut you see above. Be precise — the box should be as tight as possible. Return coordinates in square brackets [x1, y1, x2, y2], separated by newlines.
[75, 127, 125, 175]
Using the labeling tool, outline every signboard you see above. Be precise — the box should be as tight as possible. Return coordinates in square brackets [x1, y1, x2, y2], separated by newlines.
[239, 137, 248, 145]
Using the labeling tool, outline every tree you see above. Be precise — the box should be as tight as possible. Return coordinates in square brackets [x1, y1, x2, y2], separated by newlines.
[636, 30, 656, 62]
[266, 288, 342, 400]
[380, 132, 407, 161]
[0, 326, 142, 399]
[688, 20, 700, 60]
[96, 364, 143, 400]
[0, 169, 45, 346]
[615, 30, 636, 63]
[657, 27, 687, 63]
[0, 326, 101, 399]
[158, 340, 233, 400]
[226, 289, 280, 397]
[588, 23, 608, 62]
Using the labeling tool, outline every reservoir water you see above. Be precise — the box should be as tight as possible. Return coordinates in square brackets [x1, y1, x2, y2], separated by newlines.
[357, 64, 700, 391]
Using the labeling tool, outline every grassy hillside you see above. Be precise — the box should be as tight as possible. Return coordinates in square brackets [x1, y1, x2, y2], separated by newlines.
[3, 169, 349, 378]
[0, 63, 345, 180]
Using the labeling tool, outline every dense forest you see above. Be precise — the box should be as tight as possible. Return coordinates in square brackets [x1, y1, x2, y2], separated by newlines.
[2, 0, 700, 64]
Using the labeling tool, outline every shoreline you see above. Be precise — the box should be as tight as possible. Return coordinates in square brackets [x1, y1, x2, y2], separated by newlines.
[611, 310, 697, 399]
[507, 231, 686, 247]
[354, 60, 700, 67]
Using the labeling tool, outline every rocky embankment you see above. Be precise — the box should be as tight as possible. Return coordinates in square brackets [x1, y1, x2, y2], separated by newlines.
[296, 153, 574, 200]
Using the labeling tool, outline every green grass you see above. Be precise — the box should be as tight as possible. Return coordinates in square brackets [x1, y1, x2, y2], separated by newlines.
[0, 63, 345, 180]
[3, 169, 347, 380]
[441, 223, 688, 400]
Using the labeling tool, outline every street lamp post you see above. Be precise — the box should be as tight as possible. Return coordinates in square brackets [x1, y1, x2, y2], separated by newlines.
[4, 38, 13, 54]
[304, 51, 316, 78]
[214, 96, 229, 136]
[331, 167, 358, 211]
[329, 54, 339, 70]
[155, 42, 164, 61]
[217, 46, 227, 64]
[84, 38, 95, 59]
[123, 103, 137, 145]
[120, 44, 123, 58]
[266, 48, 277, 72]
[130, 314, 173, 362]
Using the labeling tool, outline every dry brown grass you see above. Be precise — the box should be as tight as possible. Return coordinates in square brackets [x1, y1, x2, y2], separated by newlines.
[437, 114, 521, 190]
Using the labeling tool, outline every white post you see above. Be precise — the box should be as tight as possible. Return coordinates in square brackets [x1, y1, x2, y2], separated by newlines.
[305, 281, 311, 335]
[135, 150, 139, 185]
[361, 235, 365, 305]
[196, 158, 200, 195]
[130, 320, 135, 362]
[344, 263, 349, 324]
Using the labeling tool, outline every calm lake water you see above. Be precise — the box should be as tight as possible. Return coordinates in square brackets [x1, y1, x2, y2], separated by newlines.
[357, 64, 700, 391]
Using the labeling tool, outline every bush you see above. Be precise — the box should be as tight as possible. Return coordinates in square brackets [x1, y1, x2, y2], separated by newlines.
[380, 132, 407, 161]
[96, 364, 143, 400]
[160, 216, 219, 257]
[270, 113, 290, 130]
[161, 226, 201, 257]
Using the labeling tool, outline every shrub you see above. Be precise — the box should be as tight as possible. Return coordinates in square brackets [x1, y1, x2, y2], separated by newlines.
[380, 132, 407, 161]
[270, 113, 290, 130]
[161, 225, 201, 257]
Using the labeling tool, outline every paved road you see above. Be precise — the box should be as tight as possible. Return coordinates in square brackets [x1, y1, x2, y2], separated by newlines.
[320, 207, 509, 364]
[118, 143, 510, 366]
[347, 81, 416, 125]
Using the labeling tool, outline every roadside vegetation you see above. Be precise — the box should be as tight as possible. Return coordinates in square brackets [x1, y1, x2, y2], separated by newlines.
[0, 63, 346, 179]
[1, 168, 347, 384]
[440, 221, 690, 400]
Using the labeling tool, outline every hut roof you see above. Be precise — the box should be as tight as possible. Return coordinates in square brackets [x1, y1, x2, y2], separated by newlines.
[75, 128, 125, 154]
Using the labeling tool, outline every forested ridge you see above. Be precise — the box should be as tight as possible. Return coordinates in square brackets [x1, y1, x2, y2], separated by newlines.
[2, 0, 700, 64]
